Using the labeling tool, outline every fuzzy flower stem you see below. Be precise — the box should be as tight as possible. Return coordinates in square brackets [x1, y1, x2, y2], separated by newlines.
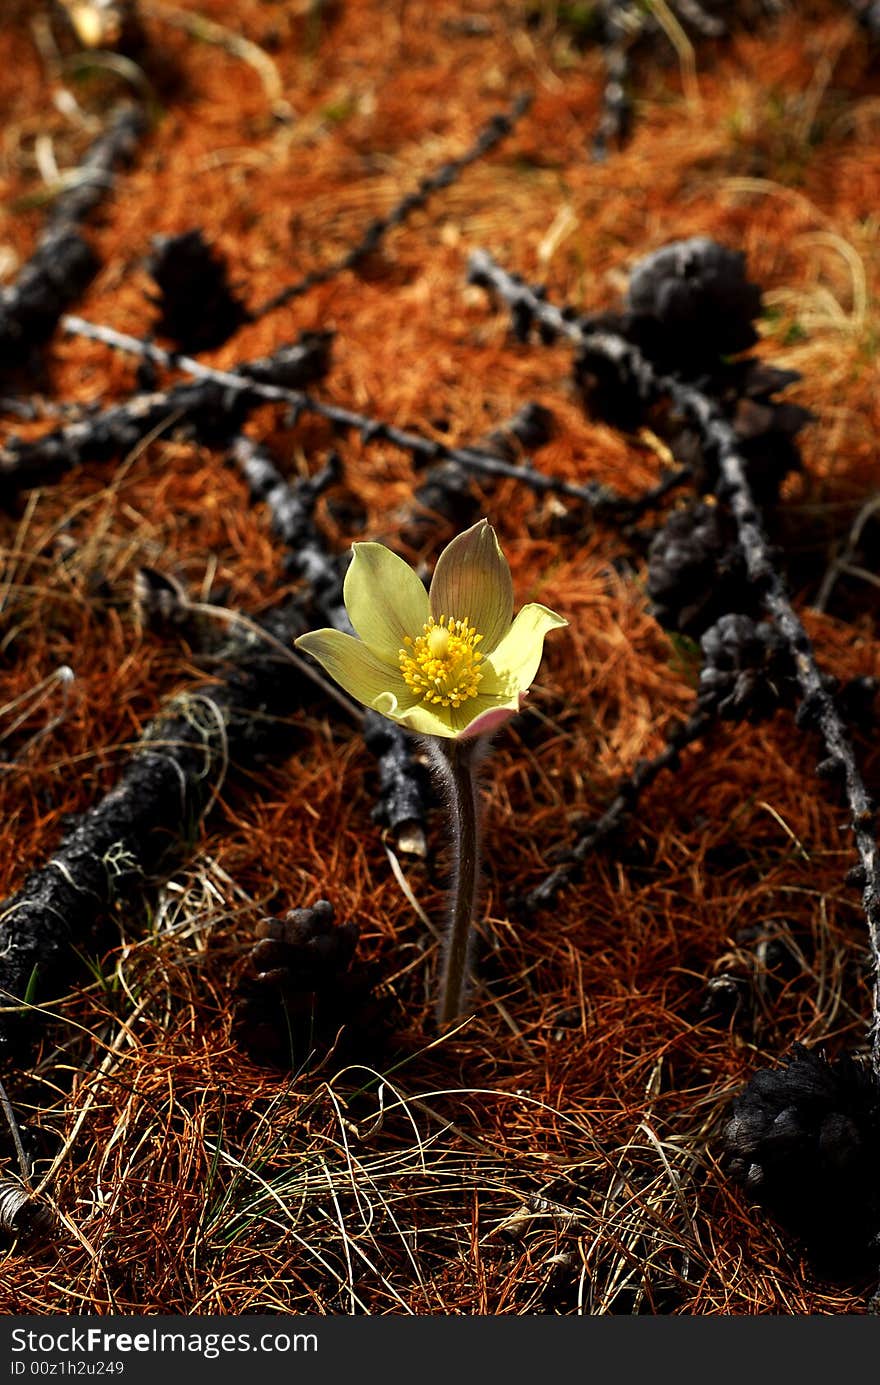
[433, 737, 482, 1028]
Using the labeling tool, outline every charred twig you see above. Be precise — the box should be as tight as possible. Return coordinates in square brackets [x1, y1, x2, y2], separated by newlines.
[253, 94, 532, 317]
[36, 314, 680, 521]
[399, 401, 556, 549]
[593, 0, 639, 159]
[0, 332, 331, 498]
[471, 249, 880, 1070]
[229, 437, 342, 588]
[590, 0, 725, 158]
[523, 703, 717, 911]
[44, 105, 146, 229]
[0, 106, 146, 369]
[526, 611, 806, 910]
[0, 601, 321, 1054]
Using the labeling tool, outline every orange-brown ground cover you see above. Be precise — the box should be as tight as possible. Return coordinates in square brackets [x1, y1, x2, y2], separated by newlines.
[0, 0, 879, 1314]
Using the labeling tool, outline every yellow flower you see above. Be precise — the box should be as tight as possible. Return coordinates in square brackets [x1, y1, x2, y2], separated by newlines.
[295, 519, 567, 740]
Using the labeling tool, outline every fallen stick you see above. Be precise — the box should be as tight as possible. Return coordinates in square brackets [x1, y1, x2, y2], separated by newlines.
[0, 601, 318, 1054]
[0, 332, 331, 498]
[469, 248, 880, 1071]
[253, 94, 532, 316]
[0, 106, 146, 369]
[3, 313, 679, 522]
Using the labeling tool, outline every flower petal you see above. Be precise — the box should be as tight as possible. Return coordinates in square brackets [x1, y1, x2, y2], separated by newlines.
[428, 519, 513, 654]
[482, 603, 568, 695]
[376, 689, 522, 740]
[454, 698, 524, 740]
[343, 543, 429, 661]
[295, 628, 411, 710]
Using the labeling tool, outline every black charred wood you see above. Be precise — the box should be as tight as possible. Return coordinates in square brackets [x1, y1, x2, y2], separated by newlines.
[254, 94, 531, 317]
[0, 601, 316, 1054]
[55, 311, 662, 523]
[473, 246, 809, 504]
[0, 233, 98, 370]
[0, 332, 331, 501]
[590, 2, 727, 157]
[46, 105, 145, 231]
[362, 712, 431, 853]
[228, 435, 349, 631]
[592, 1, 634, 160]
[0, 106, 145, 369]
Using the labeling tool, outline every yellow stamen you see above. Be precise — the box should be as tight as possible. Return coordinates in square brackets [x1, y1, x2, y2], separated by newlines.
[428, 625, 450, 659]
[399, 616, 484, 709]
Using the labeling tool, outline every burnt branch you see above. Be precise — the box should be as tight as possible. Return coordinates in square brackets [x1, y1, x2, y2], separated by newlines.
[0, 332, 332, 499]
[590, 1, 726, 158]
[0, 106, 146, 370]
[521, 703, 716, 912]
[470, 249, 880, 1071]
[27, 313, 680, 522]
[592, 1, 638, 159]
[253, 94, 531, 317]
[0, 601, 320, 1055]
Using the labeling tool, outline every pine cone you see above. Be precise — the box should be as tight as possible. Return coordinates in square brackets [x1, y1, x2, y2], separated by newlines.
[698, 613, 796, 721]
[146, 230, 249, 352]
[723, 1044, 880, 1271]
[232, 901, 385, 1067]
[625, 237, 762, 371]
[646, 501, 751, 635]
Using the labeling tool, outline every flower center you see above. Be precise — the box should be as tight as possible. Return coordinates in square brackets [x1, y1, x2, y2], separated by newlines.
[399, 615, 484, 709]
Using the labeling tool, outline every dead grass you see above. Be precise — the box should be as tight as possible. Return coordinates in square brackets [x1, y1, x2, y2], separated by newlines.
[1, 0, 879, 1315]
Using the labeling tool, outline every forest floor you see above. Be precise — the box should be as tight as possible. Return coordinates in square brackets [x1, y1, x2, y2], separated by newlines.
[1, 0, 879, 1314]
